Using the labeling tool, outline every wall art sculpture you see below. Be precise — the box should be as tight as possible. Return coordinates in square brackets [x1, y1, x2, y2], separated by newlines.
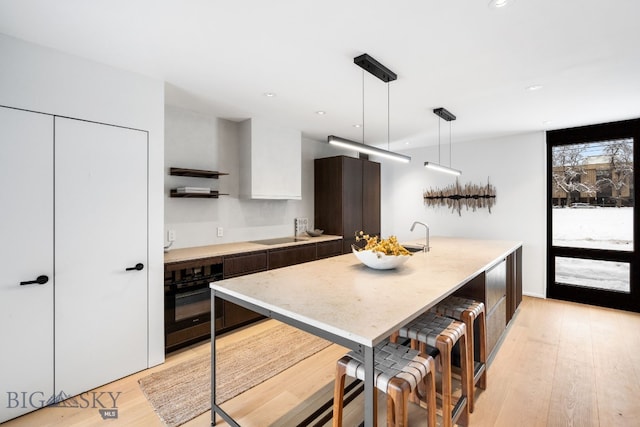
[423, 177, 496, 216]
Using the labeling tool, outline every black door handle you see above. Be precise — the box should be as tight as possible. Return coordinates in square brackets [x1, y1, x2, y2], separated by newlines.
[20, 275, 49, 286]
[126, 263, 144, 271]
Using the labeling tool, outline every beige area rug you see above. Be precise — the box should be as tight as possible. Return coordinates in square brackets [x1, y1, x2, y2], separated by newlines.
[138, 323, 332, 427]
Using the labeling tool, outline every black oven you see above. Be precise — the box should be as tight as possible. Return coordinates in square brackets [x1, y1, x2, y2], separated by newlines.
[164, 257, 223, 353]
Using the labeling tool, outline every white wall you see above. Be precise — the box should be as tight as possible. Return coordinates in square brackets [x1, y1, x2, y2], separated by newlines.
[164, 109, 547, 297]
[381, 132, 547, 298]
[164, 104, 547, 297]
[164, 105, 344, 248]
[0, 34, 165, 366]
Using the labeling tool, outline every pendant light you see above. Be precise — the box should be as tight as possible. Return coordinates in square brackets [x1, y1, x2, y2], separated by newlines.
[424, 107, 461, 176]
[327, 54, 411, 164]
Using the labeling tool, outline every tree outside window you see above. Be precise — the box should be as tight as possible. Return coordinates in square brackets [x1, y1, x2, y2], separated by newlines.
[552, 139, 633, 207]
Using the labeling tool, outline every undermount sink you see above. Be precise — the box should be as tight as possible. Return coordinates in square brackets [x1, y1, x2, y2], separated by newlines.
[250, 237, 308, 245]
[403, 244, 426, 253]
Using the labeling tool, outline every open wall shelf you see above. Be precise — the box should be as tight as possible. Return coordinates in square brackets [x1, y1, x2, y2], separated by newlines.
[169, 167, 229, 198]
[170, 190, 228, 198]
[170, 167, 229, 178]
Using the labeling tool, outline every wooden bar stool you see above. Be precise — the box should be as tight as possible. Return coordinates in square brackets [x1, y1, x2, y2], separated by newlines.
[430, 296, 487, 412]
[333, 341, 437, 427]
[391, 312, 471, 427]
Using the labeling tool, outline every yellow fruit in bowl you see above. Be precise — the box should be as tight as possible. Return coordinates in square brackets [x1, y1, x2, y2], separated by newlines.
[354, 231, 412, 256]
[352, 232, 412, 270]
[351, 245, 411, 270]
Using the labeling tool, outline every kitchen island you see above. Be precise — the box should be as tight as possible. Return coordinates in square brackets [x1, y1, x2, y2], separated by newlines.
[210, 236, 522, 426]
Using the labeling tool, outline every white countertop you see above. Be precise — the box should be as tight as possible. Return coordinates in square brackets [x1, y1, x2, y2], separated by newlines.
[211, 236, 522, 347]
[164, 234, 342, 263]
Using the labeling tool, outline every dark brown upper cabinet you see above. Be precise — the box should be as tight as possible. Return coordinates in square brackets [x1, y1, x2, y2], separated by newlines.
[314, 156, 381, 254]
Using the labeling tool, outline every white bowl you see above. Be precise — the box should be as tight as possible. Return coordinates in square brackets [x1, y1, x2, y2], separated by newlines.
[351, 245, 411, 270]
[306, 229, 324, 237]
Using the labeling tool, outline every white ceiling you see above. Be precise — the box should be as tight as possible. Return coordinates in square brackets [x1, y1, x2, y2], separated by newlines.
[1, 0, 640, 150]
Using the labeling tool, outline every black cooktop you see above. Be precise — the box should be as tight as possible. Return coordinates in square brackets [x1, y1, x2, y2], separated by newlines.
[250, 237, 307, 245]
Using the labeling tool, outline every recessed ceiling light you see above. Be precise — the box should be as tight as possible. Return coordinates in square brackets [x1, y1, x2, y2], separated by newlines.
[489, 0, 514, 8]
[526, 85, 543, 91]
[353, 124, 362, 128]
[263, 92, 276, 97]
[315, 111, 326, 115]
[543, 120, 553, 125]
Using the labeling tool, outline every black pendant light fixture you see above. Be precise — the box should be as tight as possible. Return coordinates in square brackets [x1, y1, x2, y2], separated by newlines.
[424, 107, 462, 176]
[327, 54, 411, 163]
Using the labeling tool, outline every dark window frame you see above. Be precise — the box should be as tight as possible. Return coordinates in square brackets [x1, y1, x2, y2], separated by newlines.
[546, 118, 640, 312]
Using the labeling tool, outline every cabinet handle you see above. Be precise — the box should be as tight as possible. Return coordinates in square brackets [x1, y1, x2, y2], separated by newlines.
[20, 275, 49, 286]
[126, 263, 144, 271]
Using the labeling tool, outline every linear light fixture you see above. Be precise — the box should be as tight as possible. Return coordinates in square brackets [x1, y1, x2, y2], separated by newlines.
[327, 54, 411, 164]
[328, 135, 411, 163]
[424, 161, 461, 175]
[354, 54, 397, 83]
[433, 107, 456, 121]
[424, 107, 462, 176]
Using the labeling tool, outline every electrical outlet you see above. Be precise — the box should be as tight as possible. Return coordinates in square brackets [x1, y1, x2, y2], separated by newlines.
[294, 218, 308, 235]
[217, 227, 224, 237]
[167, 229, 176, 242]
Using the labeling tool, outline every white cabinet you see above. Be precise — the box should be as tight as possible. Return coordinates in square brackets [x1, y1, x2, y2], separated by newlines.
[239, 118, 302, 200]
[54, 117, 148, 397]
[0, 107, 149, 423]
[0, 107, 54, 422]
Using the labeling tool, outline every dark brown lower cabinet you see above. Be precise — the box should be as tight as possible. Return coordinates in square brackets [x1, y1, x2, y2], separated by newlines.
[223, 250, 268, 278]
[317, 239, 343, 259]
[220, 250, 269, 333]
[454, 247, 522, 359]
[486, 297, 507, 356]
[268, 244, 317, 270]
[506, 246, 523, 323]
[165, 322, 211, 353]
[485, 259, 507, 355]
[223, 300, 263, 330]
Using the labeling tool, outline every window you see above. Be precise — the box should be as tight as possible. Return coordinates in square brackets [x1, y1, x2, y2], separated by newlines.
[547, 119, 639, 312]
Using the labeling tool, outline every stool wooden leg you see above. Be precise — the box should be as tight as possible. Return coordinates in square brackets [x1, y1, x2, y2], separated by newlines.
[413, 355, 437, 427]
[332, 357, 348, 427]
[460, 311, 477, 413]
[426, 366, 437, 427]
[435, 335, 454, 427]
[333, 356, 379, 427]
[373, 387, 378, 427]
[458, 329, 471, 427]
[478, 309, 487, 390]
[436, 326, 471, 427]
[387, 378, 410, 427]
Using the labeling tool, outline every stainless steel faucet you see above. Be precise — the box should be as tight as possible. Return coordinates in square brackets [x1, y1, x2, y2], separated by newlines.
[410, 221, 430, 252]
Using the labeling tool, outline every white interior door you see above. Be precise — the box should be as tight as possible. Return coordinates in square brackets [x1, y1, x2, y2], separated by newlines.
[54, 117, 148, 397]
[0, 107, 54, 422]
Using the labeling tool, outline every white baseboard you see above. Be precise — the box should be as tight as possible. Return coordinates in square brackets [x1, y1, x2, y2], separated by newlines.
[523, 291, 546, 299]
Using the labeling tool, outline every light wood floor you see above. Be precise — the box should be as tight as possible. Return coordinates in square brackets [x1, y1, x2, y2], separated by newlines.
[3, 296, 640, 426]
